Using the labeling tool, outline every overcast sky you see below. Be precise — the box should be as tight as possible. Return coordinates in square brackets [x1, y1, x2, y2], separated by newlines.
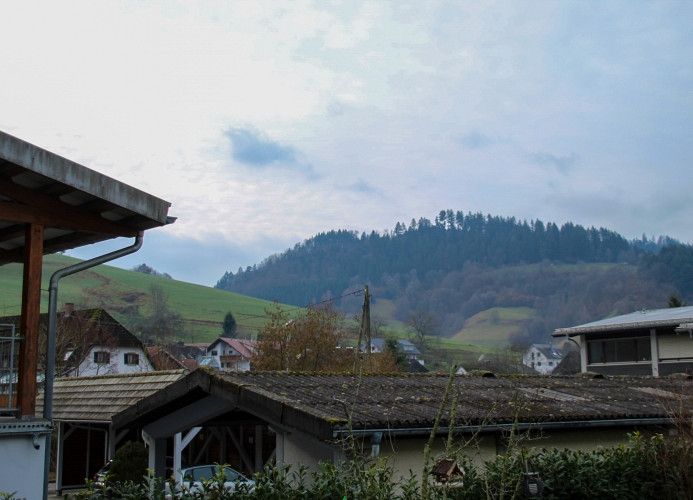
[1, 1, 691, 285]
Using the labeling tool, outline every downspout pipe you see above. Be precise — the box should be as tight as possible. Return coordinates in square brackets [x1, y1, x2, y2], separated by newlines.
[42, 232, 144, 500]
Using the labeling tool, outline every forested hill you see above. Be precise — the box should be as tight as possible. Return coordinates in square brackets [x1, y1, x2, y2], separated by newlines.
[215, 211, 691, 343]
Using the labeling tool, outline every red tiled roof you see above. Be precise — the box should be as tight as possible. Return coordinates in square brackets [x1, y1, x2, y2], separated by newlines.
[213, 338, 257, 359]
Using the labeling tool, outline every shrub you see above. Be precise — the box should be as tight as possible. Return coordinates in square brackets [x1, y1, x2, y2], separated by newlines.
[108, 441, 148, 484]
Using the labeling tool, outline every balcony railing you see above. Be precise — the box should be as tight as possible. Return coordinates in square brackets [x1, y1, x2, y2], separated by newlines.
[0, 324, 20, 415]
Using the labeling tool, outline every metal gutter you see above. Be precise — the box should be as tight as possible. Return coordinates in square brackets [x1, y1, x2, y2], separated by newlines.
[554, 319, 693, 337]
[332, 417, 674, 439]
[42, 233, 144, 500]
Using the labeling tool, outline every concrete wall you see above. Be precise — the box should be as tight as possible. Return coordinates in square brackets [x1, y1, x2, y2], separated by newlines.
[380, 434, 497, 482]
[0, 433, 47, 499]
[280, 428, 337, 472]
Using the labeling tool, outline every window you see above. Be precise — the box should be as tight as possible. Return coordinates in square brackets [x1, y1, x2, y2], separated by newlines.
[537, 361, 542, 366]
[211, 350, 218, 356]
[124, 353, 139, 365]
[588, 337, 651, 364]
[93, 351, 110, 364]
[548, 361, 553, 366]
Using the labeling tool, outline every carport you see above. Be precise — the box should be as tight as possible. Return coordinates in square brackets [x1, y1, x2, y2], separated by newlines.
[36, 370, 185, 493]
[112, 369, 280, 483]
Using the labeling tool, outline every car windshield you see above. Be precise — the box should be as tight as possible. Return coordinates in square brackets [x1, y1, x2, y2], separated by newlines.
[223, 467, 244, 482]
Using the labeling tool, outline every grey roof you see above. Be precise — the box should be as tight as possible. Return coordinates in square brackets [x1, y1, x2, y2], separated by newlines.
[36, 370, 185, 422]
[365, 338, 421, 355]
[553, 306, 693, 337]
[0, 130, 173, 263]
[531, 344, 563, 360]
[114, 369, 693, 441]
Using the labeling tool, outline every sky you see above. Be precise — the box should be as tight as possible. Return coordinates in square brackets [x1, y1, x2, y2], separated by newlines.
[1, 1, 691, 285]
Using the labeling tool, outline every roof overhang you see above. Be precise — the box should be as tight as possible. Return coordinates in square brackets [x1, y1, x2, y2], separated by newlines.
[0, 130, 174, 263]
[553, 319, 689, 337]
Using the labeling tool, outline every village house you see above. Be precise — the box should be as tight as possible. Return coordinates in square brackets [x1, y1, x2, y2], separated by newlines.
[553, 306, 693, 376]
[79, 368, 689, 489]
[0, 306, 154, 378]
[522, 343, 563, 374]
[205, 337, 257, 371]
[364, 337, 424, 365]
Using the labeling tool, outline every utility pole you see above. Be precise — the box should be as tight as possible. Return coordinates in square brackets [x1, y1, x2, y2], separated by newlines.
[353, 285, 372, 372]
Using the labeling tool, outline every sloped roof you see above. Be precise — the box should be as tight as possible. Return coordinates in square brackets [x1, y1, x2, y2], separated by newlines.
[531, 344, 563, 360]
[114, 370, 693, 441]
[554, 306, 693, 337]
[212, 337, 257, 359]
[36, 370, 185, 422]
[0, 130, 173, 263]
[146, 346, 187, 371]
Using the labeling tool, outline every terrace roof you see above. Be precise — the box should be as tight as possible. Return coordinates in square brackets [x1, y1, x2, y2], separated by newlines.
[0, 130, 174, 263]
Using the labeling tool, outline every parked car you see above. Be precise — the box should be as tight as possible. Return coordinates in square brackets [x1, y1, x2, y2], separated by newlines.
[92, 460, 112, 487]
[165, 465, 255, 497]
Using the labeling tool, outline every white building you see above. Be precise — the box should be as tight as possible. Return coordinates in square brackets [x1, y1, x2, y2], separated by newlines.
[523, 344, 563, 374]
[205, 337, 256, 372]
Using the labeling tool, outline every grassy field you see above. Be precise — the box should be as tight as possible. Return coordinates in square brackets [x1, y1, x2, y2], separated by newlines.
[451, 306, 536, 347]
[0, 254, 297, 343]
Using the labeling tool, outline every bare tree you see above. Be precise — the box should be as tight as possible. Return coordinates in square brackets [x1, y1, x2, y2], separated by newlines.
[408, 310, 439, 351]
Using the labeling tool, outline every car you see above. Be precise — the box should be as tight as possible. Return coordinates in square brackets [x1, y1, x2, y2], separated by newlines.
[165, 465, 255, 498]
[92, 460, 113, 487]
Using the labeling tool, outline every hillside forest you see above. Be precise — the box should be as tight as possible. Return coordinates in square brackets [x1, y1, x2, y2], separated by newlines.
[216, 210, 693, 346]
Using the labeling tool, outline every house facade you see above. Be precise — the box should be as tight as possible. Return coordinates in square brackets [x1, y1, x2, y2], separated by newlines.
[522, 344, 563, 374]
[365, 338, 424, 365]
[205, 337, 256, 371]
[553, 306, 693, 376]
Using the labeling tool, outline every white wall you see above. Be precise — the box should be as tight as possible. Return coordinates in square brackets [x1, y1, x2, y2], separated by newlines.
[71, 345, 153, 376]
[658, 333, 693, 360]
[208, 341, 250, 372]
[279, 428, 336, 473]
[0, 433, 47, 499]
[522, 347, 560, 374]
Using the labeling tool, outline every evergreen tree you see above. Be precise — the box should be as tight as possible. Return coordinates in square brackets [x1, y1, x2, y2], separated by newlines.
[222, 311, 238, 338]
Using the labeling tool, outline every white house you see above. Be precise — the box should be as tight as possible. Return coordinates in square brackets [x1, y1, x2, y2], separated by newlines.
[59, 307, 153, 377]
[364, 338, 424, 365]
[205, 337, 256, 372]
[522, 344, 563, 374]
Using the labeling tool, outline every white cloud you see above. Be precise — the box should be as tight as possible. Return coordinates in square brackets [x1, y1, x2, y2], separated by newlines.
[1, 1, 691, 285]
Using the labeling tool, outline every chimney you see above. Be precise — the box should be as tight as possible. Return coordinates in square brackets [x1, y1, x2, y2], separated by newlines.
[63, 303, 75, 317]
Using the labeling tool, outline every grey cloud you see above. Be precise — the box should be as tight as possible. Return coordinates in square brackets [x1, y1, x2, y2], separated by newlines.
[459, 131, 494, 149]
[226, 127, 296, 166]
[347, 179, 381, 194]
[225, 127, 317, 178]
[528, 152, 578, 173]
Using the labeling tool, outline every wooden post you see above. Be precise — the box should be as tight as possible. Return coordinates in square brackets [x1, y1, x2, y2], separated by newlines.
[17, 223, 43, 417]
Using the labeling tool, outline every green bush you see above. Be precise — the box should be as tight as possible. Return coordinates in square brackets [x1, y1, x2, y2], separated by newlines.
[108, 441, 148, 484]
[76, 432, 692, 500]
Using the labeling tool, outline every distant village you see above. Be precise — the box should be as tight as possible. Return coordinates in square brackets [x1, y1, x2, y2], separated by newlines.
[1, 132, 691, 498]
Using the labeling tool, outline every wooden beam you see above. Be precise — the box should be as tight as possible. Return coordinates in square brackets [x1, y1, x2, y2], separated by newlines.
[0, 232, 113, 265]
[0, 180, 138, 236]
[16, 223, 43, 416]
